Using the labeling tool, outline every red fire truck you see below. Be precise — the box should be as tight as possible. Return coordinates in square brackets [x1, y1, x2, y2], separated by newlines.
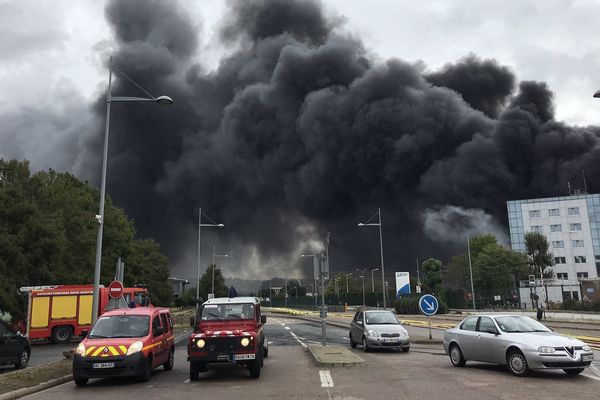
[18, 284, 151, 343]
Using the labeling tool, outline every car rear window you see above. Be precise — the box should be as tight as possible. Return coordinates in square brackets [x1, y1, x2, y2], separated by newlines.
[460, 317, 478, 331]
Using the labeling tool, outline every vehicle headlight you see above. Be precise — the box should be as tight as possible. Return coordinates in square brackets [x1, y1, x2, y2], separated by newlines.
[400, 329, 408, 337]
[582, 345, 591, 352]
[538, 346, 555, 354]
[127, 341, 144, 355]
[367, 329, 379, 337]
[196, 339, 206, 349]
[76, 343, 86, 357]
[241, 337, 250, 347]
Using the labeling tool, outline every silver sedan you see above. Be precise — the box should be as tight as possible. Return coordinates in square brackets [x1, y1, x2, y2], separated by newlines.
[349, 310, 410, 352]
[443, 314, 594, 376]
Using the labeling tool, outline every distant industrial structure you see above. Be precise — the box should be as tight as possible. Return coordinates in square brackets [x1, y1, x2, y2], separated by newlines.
[507, 193, 600, 307]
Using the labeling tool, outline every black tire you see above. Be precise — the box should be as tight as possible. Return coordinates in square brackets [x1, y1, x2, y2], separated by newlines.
[14, 348, 30, 370]
[138, 357, 152, 382]
[248, 347, 263, 379]
[264, 346, 269, 358]
[506, 350, 530, 377]
[401, 345, 410, 353]
[51, 326, 72, 344]
[449, 344, 466, 367]
[74, 378, 88, 387]
[189, 362, 200, 381]
[362, 336, 370, 352]
[349, 333, 357, 349]
[163, 348, 174, 371]
[564, 367, 585, 375]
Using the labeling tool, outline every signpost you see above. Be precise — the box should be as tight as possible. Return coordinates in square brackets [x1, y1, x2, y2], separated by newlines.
[418, 294, 439, 340]
[108, 280, 124, 299]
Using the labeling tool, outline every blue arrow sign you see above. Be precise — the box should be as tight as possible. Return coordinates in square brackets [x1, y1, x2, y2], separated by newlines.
[418, 294, 439, 316]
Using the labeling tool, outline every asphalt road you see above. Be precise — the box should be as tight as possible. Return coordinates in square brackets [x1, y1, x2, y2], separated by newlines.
[19, 316, 600, 400]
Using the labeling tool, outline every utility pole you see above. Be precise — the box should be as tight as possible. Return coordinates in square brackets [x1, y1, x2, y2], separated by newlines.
[467, 236, 476, 310]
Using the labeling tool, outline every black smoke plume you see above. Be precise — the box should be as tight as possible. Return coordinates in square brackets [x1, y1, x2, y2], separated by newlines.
[86, 0, 600, 280]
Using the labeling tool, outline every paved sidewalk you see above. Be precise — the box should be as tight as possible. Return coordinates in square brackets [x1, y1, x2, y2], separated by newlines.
[307, 345, 365, 367]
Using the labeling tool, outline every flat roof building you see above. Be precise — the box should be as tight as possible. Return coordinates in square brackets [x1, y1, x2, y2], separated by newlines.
[507, 193, 600, 305]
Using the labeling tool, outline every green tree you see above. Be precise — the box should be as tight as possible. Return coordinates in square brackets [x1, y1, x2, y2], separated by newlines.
[198, 264, 228, 300]
[473, 243, 528, 302]
[524, 232, 554, 278]
[286, 280, 306, 297]
[422, 258, 442, 294]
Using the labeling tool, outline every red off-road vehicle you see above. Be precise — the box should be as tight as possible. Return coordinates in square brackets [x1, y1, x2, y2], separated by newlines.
[187, 297, 268, 380]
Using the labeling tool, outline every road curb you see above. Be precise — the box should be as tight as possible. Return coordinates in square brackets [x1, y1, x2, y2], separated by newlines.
[307, 345, 365, 367]
[0, 374, 73, 400]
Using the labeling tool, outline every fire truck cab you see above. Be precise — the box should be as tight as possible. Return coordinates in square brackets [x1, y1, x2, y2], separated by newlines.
[187, 297, 268, 380]
[19, 285, 150, 343]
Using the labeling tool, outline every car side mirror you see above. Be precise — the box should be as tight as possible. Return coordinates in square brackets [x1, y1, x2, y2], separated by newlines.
[81, 330, 88, 338]
[487, 329, 499, 335]
[260, 315, 267, 324]
[153, 327, 164, 336]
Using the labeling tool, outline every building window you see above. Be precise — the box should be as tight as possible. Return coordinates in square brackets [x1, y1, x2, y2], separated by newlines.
[549, 208, 560, 216]
[556, 273, 568, 280]
[529, 210, 541, 218]
[552, 241, 564, 248]
[531, 225, 542, 233]
[568, 207, 580, 216]
[554, 257, 566, 264]
[550, 224, 562, 232]
[574, 256, 587, 263]
[572, 240, 584, 248]
[577, 272, 589, 279]
[570, 223, 582, 231]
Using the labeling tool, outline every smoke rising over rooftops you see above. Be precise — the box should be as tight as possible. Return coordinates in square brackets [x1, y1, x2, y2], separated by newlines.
[48, 0, 600, 279]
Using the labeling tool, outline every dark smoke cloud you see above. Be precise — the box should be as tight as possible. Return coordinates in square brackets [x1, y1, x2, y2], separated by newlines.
[85, 0, 600, 280]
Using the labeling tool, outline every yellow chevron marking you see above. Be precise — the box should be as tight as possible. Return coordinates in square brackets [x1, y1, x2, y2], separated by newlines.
[91, 347, 104, 357]
[143, 342, 160, 351]
[119, 345, 128, 354]
[107, 346, 119, 356]
[85, 346, 96, 356]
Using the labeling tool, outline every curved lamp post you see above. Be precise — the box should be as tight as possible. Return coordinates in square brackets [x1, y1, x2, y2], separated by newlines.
[358, 208, 386, 308]
[92, 56, 173, 324]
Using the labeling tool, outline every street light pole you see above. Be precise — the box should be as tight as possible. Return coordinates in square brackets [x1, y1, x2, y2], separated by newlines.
[467, 235, 476, 310]
[92, 56, 173, 324]
[196, 209, 224, 311]
[357, 208, 386, 308]
[370, 268, 379, 293]
[359, 275, 365, 307]
[346, 273, 352, 293]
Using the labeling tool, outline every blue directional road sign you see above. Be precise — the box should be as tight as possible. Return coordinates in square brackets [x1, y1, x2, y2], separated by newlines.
[418, 294, 439, 316]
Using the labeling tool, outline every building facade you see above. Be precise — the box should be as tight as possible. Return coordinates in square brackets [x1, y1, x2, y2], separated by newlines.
[507, 193, 600, 306]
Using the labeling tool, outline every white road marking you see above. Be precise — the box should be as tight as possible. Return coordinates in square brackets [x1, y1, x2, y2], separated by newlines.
[342, 337, 349, 340]
[184, 378, 190, 383]
[319, 370, 334, 387]
[285, 326, 291, 330]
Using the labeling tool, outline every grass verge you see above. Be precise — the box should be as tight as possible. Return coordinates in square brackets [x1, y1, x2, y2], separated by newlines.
[0, 359, 71, 395]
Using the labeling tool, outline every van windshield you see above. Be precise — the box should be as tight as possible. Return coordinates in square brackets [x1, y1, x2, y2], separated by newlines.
[201, 303, 255, 321]
[89, 315, 150, 338]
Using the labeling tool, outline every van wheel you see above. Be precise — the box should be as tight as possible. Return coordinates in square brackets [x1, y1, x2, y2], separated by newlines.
[138, 357, 152, 382]
[189, 362, 202, 381]
[51, 326, 72, 344]
[163, 348, 174, 371]
[14, 349, 30, 369]
[248, 347, 263, 379]
[263, 346, 269, 358]
[74, 378, 88, 387]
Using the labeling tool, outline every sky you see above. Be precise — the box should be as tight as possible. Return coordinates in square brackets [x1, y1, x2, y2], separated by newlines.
[3, 0, 600, 281]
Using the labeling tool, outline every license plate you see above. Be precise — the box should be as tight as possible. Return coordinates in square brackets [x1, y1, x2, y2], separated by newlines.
[233, 353, 255, 360]
[93, 362, 115, 369]
[582, 354, 594, 362]
[383, 338, 398, 343]
[217, 355, 229, 361]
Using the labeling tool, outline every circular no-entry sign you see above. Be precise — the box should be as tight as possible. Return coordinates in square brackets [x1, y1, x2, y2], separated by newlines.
[108, 280, 124, 299]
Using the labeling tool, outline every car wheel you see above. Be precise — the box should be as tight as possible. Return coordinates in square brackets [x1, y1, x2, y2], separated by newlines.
[189, 362, 200, 381]
[51, 326, 72, 344]
[248, 347, 263, 379]
[14, 349, 30, 370]
[401, 345, 410, 353]
[362, 336, 370, 352]
[506, 350, 530, 377]
[349, 333, 357, 349]
[449, 344, 466, 367]
[74, 378, 88, 387]
[264, 346, 269, 358]
[163, 348, 174, 371]
[563, 368, 585, 375]
[138, 357, 152, 382]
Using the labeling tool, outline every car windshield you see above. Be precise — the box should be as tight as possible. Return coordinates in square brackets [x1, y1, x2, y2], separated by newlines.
[494, 316, 551, 333]
[201, 303, 255, 321]
[365, 312, 399, 325]
[89, 315, 149, 338]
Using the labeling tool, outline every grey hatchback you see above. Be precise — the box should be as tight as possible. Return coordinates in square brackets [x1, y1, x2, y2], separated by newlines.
[349, 310, 410, 352]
